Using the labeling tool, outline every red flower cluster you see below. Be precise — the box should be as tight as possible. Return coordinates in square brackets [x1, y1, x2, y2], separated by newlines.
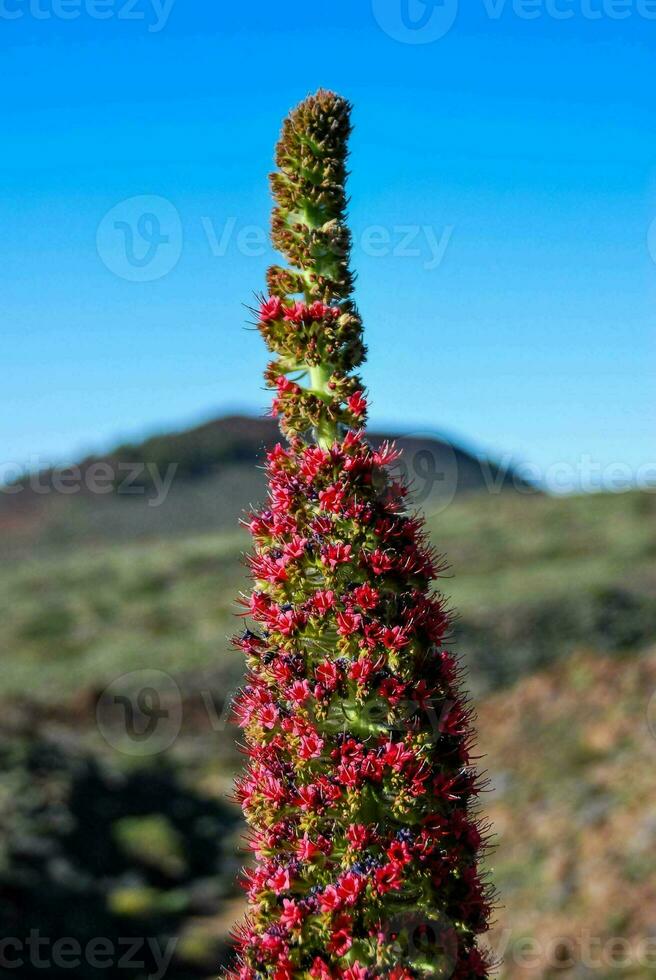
[230, 434, 492, 977]
[227, 90, 493, 979]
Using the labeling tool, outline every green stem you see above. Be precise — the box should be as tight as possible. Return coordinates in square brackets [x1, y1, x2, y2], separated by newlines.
[308, 363, 337, 449]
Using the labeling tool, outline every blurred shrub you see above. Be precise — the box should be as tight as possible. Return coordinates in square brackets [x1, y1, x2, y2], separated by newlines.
[0, 737, 241, 979]
[459, 587, 656, 693]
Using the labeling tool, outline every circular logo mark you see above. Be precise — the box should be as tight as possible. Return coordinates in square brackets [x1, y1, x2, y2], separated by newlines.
[372, 0, 459, 44]
[96, 669, 183, 756]
[96, 195, 182, 282]
[384, 910, 458, 977]
[373, 429, 459, 519]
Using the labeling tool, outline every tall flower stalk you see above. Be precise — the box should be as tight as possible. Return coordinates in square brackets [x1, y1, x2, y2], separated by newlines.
[230, 90, 493, 980]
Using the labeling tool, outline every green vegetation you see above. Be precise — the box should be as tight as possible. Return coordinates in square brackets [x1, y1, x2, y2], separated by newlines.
[1, 487, 655, 977]
[2, 489, 654, 702]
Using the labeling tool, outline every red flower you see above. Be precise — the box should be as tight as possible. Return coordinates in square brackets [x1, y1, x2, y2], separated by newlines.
[270, 659, 293, 684]
[337, 763, 360, 789]
[328, 914, 353, 956]
[259, 296, 283, 322]
[346, 824, 369, 848]
[312, 589, 335, 615]
[299, 733, 324, 759]
[347, 390, 367, 417]
[321, 542, 352, 570]
[260, 931, 285, 953]
[372, 441, 400, 467]
[341, 964, 367, 980]
[378, 677, 407, 705]
[374, 862, 404, 894]
[387, 839, 412, 865]
[260, 704, 279, 730]
[297, 834, 320, 861]
[234, 92, 492, 978]
[310, 515, 333, 536]
[350, 583, 379, 610]
[315, 659, 339, 689]
[300, 446, 330, 480]
[310, 958, 333, 980]
[237, 630, 263, 655]
[337, 871, 364, 906]
[275, 374, 298, 394]
[266, 443, 290, 467]
[283, 534, 308, 560]
[320, 782, 341, 812]
[308, 300, 339, 320]
[337, 738, 363, 761]
[319, 885, 342, 912]
[412, 678, 434, 709]
[378, 625, 410, 651]
[349, 657, 375, 684]
[367, 549, 394, 574]
[336, 609, 362, 636]
[319, 483, 345, 513]
[288, 679, 311, 704]
[268, 867, 291, 894]
[279, 898, 303, 930]
[283, 300, 307, 323]
[274, 608, 302, 637]
[359, 753, 384, 782]
[383, 741, 415, 772]
[296, 784, 321, 810]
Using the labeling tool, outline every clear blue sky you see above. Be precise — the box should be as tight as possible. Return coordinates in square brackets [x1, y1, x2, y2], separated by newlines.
[2, 0, 654, 492]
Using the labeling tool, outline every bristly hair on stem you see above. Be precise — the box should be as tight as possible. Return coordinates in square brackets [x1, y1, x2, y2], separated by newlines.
[227, 89, 495, 980]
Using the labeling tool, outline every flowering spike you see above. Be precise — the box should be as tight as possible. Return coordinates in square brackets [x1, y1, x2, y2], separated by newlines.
[257, 88, 366, 448]
[229, 91, 494, 979]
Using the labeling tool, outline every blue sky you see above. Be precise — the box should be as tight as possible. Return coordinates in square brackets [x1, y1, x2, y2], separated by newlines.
[2, 0, 654, 492]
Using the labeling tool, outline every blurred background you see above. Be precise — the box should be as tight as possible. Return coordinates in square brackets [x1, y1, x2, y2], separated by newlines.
[1, 2, 655, 978]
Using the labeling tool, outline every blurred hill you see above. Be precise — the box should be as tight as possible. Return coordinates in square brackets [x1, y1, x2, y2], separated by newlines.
[0, 414, 529, 559]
